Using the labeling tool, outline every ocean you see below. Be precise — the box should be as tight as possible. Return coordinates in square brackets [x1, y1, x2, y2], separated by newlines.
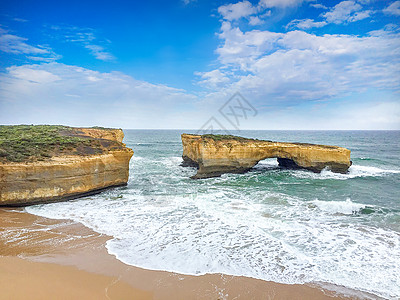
[26, 130, 400, 299]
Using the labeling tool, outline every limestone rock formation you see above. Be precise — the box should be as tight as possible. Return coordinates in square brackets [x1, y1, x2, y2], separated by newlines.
[181, 134, 351, 179]
[0, 126, 133, 206]
[75, 127, 125, 143]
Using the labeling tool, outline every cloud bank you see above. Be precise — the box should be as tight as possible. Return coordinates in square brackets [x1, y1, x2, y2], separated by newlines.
[1, 0, 399, 129]
[0, 63, 197, 128]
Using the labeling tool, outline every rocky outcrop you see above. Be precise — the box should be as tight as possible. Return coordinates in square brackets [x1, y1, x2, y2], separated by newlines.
[0, 127, 133, 206]
[181, 134, 351, 179]
[73, 128, 125, 143]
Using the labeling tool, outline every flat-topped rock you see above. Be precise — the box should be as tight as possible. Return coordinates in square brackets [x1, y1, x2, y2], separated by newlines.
[0, 125, 133, 206]
[181, 134, 351, 179]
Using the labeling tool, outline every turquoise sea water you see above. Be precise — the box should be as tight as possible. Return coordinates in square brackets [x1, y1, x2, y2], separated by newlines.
[27, 130, 400, 299]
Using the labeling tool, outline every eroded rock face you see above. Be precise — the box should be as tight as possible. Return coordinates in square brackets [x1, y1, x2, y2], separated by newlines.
[0, 128, 133, 206]
[74, 128, 125, 143]
[181, 134, 351, 179]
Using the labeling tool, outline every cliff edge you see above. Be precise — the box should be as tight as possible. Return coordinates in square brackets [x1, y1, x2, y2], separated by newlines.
[181, 134, 351, 179]
[0, 125, 133, 206]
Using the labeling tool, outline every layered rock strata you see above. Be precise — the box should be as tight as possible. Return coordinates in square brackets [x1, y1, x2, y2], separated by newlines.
[181, 134, 351, 179]
[0, 127, 133, 206]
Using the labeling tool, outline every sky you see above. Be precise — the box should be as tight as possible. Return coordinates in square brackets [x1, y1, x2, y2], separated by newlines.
[0, 0, 399, 130]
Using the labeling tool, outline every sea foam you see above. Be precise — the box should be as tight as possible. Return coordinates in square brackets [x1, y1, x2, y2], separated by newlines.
[311, 198, 368, 215]
[293, 164, 400, 180]
[26, 189, 400, 299]
[23, 130, 400, 300]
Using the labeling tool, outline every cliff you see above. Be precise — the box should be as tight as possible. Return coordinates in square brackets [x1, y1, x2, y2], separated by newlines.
[181, 134, 351, 179]
[74, 127, 125, 143]
[0, 125, 133, 206]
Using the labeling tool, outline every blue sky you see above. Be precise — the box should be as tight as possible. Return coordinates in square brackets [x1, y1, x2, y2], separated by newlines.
[0, 0, 399, 129]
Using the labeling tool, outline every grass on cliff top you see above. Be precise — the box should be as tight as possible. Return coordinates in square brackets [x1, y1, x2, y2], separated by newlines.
[201, 134, 260, 142]
[0, 125, 121, 163]
[200, 134, 339, 149]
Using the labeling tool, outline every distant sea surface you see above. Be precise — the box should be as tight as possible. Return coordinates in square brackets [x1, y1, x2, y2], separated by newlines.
[26, 130, 400, 299]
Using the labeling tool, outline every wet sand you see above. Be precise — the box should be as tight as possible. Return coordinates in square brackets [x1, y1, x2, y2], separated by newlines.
[0, 208, 370, 299]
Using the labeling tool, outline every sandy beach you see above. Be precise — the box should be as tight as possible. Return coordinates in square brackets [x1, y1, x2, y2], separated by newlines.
[0, 207, 372, 300]
[0, 256, 151, 300]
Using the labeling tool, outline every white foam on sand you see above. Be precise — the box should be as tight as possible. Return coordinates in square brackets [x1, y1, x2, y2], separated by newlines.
[23, 146, 400, 300]
[26, 189, 400, 299]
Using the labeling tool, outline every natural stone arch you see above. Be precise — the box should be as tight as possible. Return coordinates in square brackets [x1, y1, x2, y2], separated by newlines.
[181, 134, 351, 179]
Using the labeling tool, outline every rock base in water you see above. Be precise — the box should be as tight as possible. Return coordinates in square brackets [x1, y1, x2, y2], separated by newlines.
[181, 134, 351, 179]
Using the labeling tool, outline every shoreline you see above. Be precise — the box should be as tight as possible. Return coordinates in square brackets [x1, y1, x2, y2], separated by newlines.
[0, 208, 376, 299]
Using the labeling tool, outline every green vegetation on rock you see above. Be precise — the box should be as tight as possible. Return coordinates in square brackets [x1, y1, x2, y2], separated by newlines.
[201, 134, 259, 142]
[0, 125, 122, 163]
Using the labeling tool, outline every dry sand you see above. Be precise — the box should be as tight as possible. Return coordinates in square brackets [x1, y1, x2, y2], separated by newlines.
[0, 256, 151, 300]
[0, 208, 367, 299]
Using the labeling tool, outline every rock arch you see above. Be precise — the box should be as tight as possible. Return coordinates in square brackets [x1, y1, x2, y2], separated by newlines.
[181, 134, 351, 179]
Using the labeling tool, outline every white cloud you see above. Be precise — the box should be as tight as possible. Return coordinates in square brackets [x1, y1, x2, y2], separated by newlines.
[218, 1, 257, 21]
[285, 1, 372, 31]
[0, 33, 48, 54]
[195, 69, 231, 89]
[341, 101, 400, 129]
[0, 63, 198, 128]
[1, 61, 398, 130]
[2, 1, 399, 130]
[322, 0, 371, 24]
[210, 23, 400, 105]
[356, 0, 373, 4]
[259, 10, 272, 18]
[13, 18, 28, 23]
[216, 21, 282, 69]
[383, 1, 400, 16]
[0, 29, 60, 61]
[87, 75, 100, 82]
[182, 0, 196, 4]
[259, 0, 305, 8]
[286, 18, 327, 29]
[217, 0, 304, 26]
[249, 16, 265, 25]
[49, 25, 115, 62]
[349, 9, 372, 22]
[310, 3, 327, 9]
[9, 68, 61, 83]
[247, 98, 400, 130]
[84, 44, 115, 61]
